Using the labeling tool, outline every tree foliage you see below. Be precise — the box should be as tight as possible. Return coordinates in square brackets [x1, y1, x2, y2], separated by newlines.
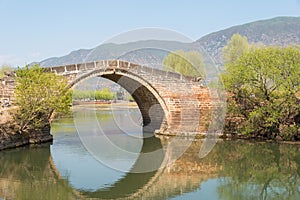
[222, 34, 250, 64]
[72, 88, 115, 101]
[222, 46, 300, 140]
[14, 64, 72, 133]
[162, 50, 206, 77]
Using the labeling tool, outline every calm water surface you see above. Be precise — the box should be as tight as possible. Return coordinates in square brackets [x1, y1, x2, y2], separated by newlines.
[1, 105, 300, 200]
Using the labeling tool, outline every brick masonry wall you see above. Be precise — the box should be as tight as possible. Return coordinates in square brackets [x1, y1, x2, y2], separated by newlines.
[0, 72, 16, 103]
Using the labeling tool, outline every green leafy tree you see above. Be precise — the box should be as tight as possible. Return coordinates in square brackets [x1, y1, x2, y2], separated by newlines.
[222, 34, 250, 64]
[99, 88, 115, 100]
[73, 88, 115, 101]
[162, 50, 206, 77]
[222, 46, 300, 140]
[14, 64, 72, 133]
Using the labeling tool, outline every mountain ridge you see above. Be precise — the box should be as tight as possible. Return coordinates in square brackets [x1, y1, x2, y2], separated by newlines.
[38, 16, 300, 67]
[196, 16, 300, 66]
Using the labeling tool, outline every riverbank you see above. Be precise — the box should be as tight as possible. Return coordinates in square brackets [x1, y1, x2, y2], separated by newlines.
[73, 100, 138, 107]
[71, 101, 138, 111]
[0, 131, 53, 151]
[0, 107, 53, 151]
[156, 132, 300, 145]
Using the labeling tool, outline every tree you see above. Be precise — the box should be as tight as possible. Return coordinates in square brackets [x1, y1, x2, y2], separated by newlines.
[222, 46, 300, 140]
[94, 88, 115, 101]
[73, 88, 115, 101]
[162, 50, 206, 77]
[222, 34, 250, 64]
[14, 64, 72, 133]
[100, 88, 115, 100]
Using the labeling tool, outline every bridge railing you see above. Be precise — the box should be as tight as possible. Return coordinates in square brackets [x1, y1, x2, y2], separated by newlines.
[46, 60, 197, 82]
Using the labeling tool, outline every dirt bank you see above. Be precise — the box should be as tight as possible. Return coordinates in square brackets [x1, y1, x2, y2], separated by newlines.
[0, 107, 53, 151]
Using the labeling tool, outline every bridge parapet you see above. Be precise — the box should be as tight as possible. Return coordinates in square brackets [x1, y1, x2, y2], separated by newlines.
[49, 60, 196, 82]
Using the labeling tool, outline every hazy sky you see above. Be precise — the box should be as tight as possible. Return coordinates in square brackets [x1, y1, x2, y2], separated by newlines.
[0, 0, 299, 66]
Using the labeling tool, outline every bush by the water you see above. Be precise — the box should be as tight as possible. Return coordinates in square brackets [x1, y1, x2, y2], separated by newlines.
[14, 64, 71, 133]
[222, 35, 300, 140]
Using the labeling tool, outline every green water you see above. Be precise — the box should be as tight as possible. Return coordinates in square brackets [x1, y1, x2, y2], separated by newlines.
[0, 105, 300, 200]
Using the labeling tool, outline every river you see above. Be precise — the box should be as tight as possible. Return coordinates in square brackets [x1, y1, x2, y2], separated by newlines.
[0, 104, 300, 200]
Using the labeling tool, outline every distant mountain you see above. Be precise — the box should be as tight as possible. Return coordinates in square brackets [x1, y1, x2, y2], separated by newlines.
[196, 16, 300, 67]
[39, 16, 300, 69]
[39, 40, 191, 68]
[39, 49, 91, 67]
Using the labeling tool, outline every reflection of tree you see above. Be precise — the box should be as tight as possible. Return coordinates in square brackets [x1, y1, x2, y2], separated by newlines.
[213, 141, 300, 200]
[0, 145, 76, 200]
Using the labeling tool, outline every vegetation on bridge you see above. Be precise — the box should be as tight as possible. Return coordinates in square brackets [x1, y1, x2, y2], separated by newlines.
[14, 64, 72, 133]
[0, 65, 13, 78]
[222, 34, 300, 140]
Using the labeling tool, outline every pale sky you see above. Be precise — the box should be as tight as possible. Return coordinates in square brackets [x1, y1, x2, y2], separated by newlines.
[0, 0, 299, 67]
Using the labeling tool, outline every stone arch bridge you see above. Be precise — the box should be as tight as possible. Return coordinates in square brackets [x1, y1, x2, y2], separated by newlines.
[1, 60, 215, 136]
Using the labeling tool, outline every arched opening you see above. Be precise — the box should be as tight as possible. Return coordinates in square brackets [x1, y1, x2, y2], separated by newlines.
[70, 69, 168, 134]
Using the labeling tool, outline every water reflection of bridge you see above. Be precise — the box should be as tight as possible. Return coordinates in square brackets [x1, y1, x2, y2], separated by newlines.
[1, 138, 300, 199]
[78, 138, 221, 200]
[0, 137, 220, 200]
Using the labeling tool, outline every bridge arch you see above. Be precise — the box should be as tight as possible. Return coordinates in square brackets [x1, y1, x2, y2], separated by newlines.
[69, 67, 169, 133]
[49, 60, 214, 135]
